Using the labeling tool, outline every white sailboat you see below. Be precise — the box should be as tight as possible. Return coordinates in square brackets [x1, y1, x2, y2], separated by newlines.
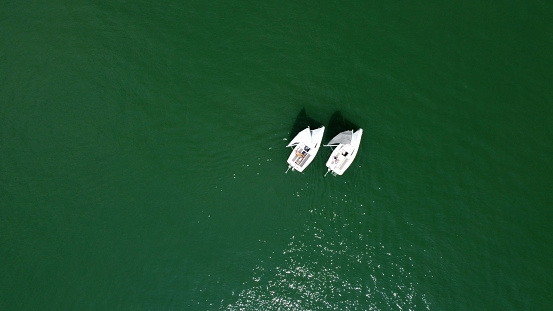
[286, 126, 325, 173]
[324, 129, 363, 176]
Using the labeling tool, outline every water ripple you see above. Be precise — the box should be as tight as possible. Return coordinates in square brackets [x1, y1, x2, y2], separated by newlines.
[225, 202, 431, 310]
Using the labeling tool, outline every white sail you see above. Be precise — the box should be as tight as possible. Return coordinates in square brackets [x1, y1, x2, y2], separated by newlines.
[326, 130, 352, 146]
[310, 127, 325, 142]
[351, 129, 363, 145]
[286, 127, 311, 147]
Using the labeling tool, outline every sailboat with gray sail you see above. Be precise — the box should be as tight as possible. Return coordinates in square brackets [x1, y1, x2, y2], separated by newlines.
[324, 129, 363, 176]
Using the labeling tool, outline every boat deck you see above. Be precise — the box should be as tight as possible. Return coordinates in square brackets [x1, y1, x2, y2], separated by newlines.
[292, 152, 311, 167]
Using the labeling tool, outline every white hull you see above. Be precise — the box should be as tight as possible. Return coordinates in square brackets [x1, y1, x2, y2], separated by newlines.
[286, 126, 325, 172]
[325, 129, 363, 176]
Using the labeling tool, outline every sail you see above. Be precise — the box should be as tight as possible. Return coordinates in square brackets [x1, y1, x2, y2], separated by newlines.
[326, 130, 352, 146]
[287, 127, 311, 147]
[351, 129, 363, 146]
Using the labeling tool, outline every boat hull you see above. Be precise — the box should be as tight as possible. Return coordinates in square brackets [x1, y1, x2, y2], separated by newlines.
[286, 126, 325, 172]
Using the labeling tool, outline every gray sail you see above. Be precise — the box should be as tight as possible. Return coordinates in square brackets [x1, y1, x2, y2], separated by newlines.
[326, 130, 352, 146]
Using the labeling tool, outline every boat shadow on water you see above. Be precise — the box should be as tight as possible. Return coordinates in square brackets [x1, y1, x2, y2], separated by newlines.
[325, 111, 360, 142]
[288, 108, 324, 141]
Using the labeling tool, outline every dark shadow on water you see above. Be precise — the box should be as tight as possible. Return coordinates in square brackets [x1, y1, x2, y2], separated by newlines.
[288, 108, 324, 141]
[326, 111, 361, 141]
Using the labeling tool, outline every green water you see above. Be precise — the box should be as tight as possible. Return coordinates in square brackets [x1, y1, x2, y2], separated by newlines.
[1, 1, 552, 310]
